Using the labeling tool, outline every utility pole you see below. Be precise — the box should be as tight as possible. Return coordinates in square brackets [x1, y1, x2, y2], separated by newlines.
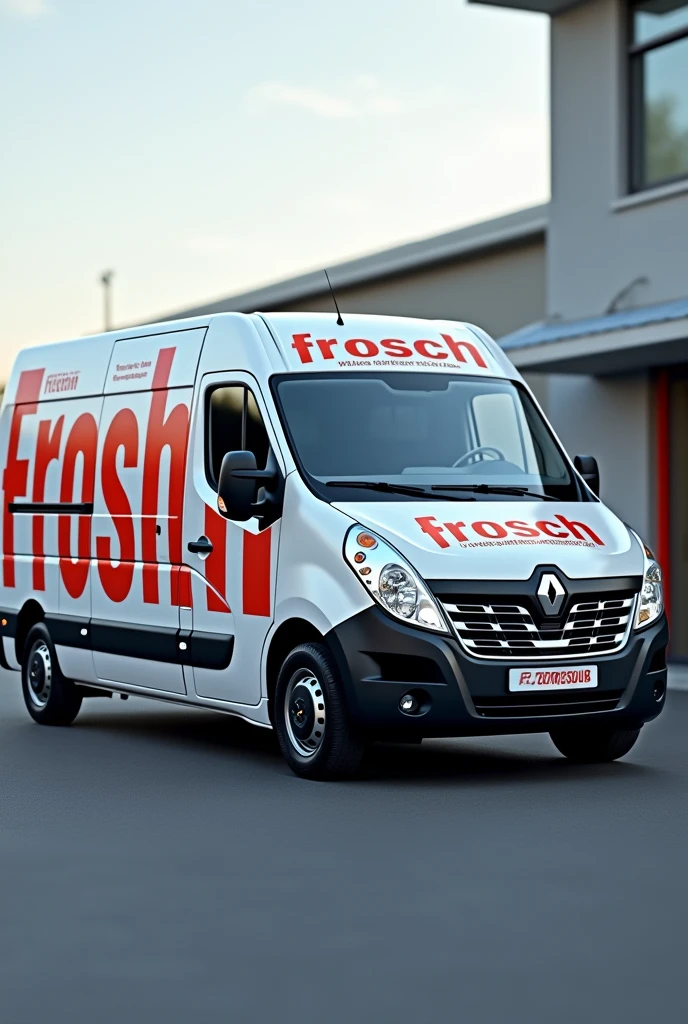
[100, 270, 114, 332]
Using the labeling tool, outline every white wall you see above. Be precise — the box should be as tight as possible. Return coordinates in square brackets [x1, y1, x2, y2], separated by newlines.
[549, 0, 688, 320]
[282, 242, 547, 343]
[547, 372, 653, 541]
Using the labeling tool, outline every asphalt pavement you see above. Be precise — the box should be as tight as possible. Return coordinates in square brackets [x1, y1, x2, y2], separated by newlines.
[1, 669, 687, 1024]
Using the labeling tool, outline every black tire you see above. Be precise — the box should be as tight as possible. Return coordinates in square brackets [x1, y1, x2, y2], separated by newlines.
[550, 724, 641, 763]
[274, 642, 365, 780]
[21, 623, 83, 726]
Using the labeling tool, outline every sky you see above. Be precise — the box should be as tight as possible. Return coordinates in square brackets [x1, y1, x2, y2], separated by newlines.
[0, 0, 549, 382]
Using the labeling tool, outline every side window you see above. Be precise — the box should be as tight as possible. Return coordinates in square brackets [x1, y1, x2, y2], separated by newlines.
[207, 385, 270, 487]
[245, 390, 270, 470]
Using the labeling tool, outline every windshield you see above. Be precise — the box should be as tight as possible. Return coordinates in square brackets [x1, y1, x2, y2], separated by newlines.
[273, 373, 585, 502]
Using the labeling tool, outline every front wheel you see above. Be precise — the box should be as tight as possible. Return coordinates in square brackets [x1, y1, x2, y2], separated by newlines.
[550, 724, 641, 763]
[21, 623, 83, 726]
[274, 643, 366, 780]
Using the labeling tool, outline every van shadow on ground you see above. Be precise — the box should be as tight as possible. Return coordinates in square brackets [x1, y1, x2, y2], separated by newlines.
[73, 698, 664, 788]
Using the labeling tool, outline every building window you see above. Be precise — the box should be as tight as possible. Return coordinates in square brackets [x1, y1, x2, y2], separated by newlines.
[630, 1, 688, 191]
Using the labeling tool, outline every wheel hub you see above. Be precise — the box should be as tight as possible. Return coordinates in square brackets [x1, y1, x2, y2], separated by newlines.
[30, 657, 44, 692]
[284, 671, 326, 758]
[289, 686, 315, 738]
[27, 642, 52, 708]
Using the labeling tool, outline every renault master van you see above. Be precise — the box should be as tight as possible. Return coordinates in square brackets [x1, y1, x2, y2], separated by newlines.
[0, 313, 668, 778]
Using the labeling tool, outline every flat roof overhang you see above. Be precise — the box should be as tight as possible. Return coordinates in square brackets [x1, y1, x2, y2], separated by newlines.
[469, 0, 588, 13]
[503, 317, 688, 375]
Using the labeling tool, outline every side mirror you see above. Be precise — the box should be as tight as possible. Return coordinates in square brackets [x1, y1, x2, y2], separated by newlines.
[217, 451, 258, 521]
[574, 454, 600, 497]
[217, 450, 282, 523]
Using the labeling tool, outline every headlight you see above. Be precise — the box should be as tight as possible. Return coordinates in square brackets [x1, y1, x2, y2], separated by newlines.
[344, 525, 449, 633]
[632, 533, 663, 630]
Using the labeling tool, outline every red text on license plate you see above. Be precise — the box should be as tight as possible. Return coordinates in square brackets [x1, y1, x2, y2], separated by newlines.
[508, 666, 598, 691]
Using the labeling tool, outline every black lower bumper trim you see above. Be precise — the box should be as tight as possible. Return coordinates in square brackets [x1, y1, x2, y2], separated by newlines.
[327, 606, 669, 738]
[473, 693, 623, 718]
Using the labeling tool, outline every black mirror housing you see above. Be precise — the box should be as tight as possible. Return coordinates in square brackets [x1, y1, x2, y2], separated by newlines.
[217, 451, 258, 521]
[217, 450, 284, 525]
[574, 454, 600, 497]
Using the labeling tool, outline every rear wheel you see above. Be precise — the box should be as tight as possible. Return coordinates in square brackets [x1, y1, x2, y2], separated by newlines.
[21, 623, 82, 726]
[550, 724, 641, 763]
[274, 642, 365, 780]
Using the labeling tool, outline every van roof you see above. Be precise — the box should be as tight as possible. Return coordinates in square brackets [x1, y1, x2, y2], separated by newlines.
[3, 311, 516, 405]
[257, 312, 516, 380]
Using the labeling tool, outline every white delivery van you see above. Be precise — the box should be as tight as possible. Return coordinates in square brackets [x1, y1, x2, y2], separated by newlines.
[0, 313, 667, 778]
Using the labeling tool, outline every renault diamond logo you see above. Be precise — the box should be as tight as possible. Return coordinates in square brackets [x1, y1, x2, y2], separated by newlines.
[537, 572, 566, 616]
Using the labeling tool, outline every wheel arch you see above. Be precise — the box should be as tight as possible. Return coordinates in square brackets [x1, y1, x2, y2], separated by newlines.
[15, 599, 45, 664]
[265, 618, 326, 721]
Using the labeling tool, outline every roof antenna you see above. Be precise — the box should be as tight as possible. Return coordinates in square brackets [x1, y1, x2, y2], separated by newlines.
[324, 270, 344, 326]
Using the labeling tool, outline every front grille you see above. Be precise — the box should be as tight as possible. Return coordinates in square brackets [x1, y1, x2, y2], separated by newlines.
[441, 594, 636, 660]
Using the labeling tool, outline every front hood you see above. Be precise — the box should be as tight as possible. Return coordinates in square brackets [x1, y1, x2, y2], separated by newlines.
[332, 500, 643, 581]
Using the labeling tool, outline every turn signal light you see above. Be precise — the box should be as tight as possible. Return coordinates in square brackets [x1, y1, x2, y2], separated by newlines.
[357, 532, 377, 549]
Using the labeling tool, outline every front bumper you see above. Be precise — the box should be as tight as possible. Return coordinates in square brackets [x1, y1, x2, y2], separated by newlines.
[326, 606, 669, 738]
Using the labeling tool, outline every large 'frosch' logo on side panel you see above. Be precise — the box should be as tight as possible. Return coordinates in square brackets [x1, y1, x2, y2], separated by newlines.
[2, 350, 190, 606]
[2, 348, 273, 618]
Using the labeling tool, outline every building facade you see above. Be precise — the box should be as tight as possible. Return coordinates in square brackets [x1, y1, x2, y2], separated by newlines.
[161, 0, 688, 657]
[477, 0, 688, 658]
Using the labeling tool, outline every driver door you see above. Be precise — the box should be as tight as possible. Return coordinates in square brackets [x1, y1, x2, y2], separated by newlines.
[181, 372, 284, 705]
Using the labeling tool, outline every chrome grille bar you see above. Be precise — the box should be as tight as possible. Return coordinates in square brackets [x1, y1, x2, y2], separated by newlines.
[441, 593, 636, 660]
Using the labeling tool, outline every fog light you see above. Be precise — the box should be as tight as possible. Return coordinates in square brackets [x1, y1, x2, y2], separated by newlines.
[399, 693, 418, 714]
[653, 679, 666, 702]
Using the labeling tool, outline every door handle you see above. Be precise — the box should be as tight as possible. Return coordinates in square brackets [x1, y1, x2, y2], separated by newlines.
[188, 536, 213, 555]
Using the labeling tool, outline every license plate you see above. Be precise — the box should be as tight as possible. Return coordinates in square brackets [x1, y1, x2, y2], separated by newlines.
[508, 666, 598, 692]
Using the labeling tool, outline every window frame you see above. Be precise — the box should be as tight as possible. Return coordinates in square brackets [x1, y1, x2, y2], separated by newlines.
[269, 370, 588, 505]
[628, 2, 688, 193]
[204, 382, 270, 492]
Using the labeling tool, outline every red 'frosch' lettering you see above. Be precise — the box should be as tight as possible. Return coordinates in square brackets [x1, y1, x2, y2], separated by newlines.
[415, 515, 605, 548]
[473, 521, 508, 540]
[32, 416, 64, 591]
[381, 339, 413, 358]
[2, 369, 44, 587]
[290, 332, 488, 368]
[141, 348, 190, 605]
[1, 348, 223, 612]
[58, 412, 98, 599]
[416, 516, 450, 549]
[96, 408, 139, 602]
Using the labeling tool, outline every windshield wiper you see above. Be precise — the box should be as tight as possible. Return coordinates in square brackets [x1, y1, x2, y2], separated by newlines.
[431, 484, 560, 501]
[324, 480, 476, 501]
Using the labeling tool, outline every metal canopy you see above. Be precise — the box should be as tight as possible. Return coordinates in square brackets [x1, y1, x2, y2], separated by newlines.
[499, 296, 688, 374]
[469, 0, 589, 13]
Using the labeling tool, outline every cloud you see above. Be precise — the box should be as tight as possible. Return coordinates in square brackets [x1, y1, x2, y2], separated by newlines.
[250, 82, 355, 119]
[1, 0, 48, 17]
[246, 75, 407, 120]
